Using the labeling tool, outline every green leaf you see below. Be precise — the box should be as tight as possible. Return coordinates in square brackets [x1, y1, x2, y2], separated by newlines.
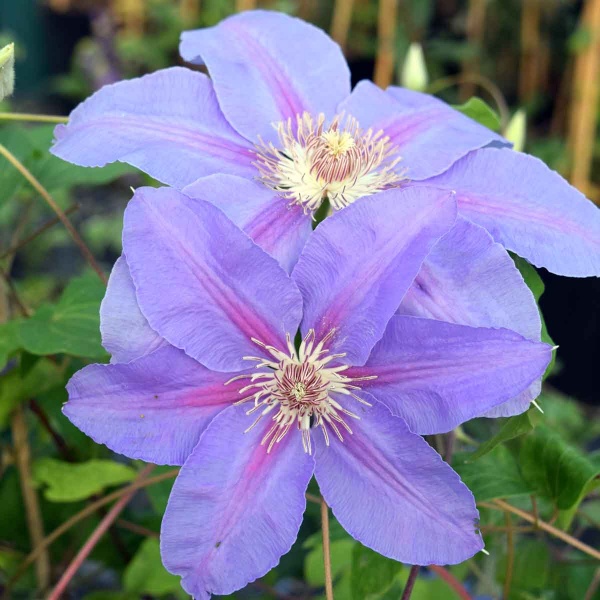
[519, 426, 600, 510]
[452, 97, 501, 131]
[513, 256, 556, 378]
[32, 458, 136, 502]
[18, 273, 107, 359]
[0, 124, 133, 201]
[496, 538, 550, 595]
[454, 445, 534, 502]
[0, 319, 23, 370]
[305, 538, 355, 599]
[468, 409, 537, 461]
[124, 538, 186, 598]
[351, 543, 402, 599]
[0, 357, 63, 427]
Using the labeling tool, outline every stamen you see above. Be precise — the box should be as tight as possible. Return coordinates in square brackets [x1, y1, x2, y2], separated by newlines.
[235, 328, 376, 454]
[254, 112, 406, 213]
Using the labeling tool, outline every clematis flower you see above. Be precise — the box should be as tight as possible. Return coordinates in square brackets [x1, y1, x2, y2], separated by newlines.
[64, 185, 551, 597]
[51, 10, 600, 281]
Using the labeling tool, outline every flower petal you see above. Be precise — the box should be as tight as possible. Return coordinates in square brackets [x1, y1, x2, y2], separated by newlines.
[51, 67, 255, 189]
[338, 81, 505, 181]
[400, 218, 543, 418]
[100, 255, 167, 364]
[349, 315, 551, 434]
[292, 186, 456, 366]
[122, 187, 303, 372]
[419, 147, 600, 276]
[64, 345, 243, 465]
[400, 217, 541, 340]
[161, 405, 314, 598]
[180, 11, 350, 144]
[183, 174, 312, 273]
[314, 401, 482, 565]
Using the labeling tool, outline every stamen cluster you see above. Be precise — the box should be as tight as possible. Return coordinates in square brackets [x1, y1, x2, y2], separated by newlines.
[254, 112, 405, 213]
[227, 329, 374, 454]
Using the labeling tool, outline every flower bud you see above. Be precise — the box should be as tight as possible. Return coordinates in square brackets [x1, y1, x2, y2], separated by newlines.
[400, 43, 428, 91]
[504, 109, 527, 153]
[0, 43, 15, 101]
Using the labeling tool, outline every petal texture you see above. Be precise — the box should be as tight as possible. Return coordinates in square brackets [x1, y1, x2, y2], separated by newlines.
[100, 256, 167, 364]
[64, 345, 243, 465]
[420, 147, 600, 276]
[123, 187, 303, 372]
[338, 81, 504, 181]
[184, 174, 312, 273]
[400, 217, 541, 341]
[180, 10, 350, 144]
[51, 67, 255, 189]
[400, 218, 543, 418]
[292, 186, 456, 366]
[349, 315, 552, 434]
[314, 401, 483, 565]
[161, 405, 314, 598]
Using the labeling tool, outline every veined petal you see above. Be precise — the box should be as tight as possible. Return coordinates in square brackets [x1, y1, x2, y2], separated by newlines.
[180, 10, 350, 144]
[51, 67, 255, 189]
[400, 218, 543, 418]
[122, 187, 303, 372]
[419, 147, 600, 276]
[100, 255, 167, 364]
[184, 174, 312, 274]
[338, 81, 505, 181]
[314, 402, 482, 565]
[400, 217, 541, 340]
[349, 315, 552, 434]
[161, 405, 314, 598]
[64, 346, 244, 465]
[292, 186, 456, 366]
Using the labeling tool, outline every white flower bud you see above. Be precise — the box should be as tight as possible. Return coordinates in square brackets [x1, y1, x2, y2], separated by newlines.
[0, 43, 15, 101]
[400, 43, 428, 92]
[504, 109, 527, 153]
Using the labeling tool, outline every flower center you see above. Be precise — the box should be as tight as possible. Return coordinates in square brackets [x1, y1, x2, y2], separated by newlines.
[254, 112, 405, 213]
[226, 329, 376, 454]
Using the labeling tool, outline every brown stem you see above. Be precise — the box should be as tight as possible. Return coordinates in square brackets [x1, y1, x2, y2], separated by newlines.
[116, 518, 159, 538]
[481, 499, 600, 561]
[584, 568, 600, 600]
[321, 497, 334, 600]
[47, 464, 154, 599]
[0, 268, 31, 316]
[11, 406, 51, 592]
[28, 399, 74, 461]
[0, 204, 79, 260]
[3, 467, 178, 597]
[0, 143, 107, 285]
[503, 512, 515, 599]
[400, 565, 419, 600]
[429, 565, 472, 600]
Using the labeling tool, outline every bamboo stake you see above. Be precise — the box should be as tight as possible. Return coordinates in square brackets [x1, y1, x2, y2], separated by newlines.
[331, 0, 355, 52]
[236, 0, 258, 11]
[567, 0, 600, 198]
[460, 0, 487, 101]
[519, 0, 543, 103]
[374, 0, 399, 88]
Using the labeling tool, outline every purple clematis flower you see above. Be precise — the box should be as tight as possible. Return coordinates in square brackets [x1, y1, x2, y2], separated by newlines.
[51, 10, 600, 281]
[64, 185, 551, 597]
